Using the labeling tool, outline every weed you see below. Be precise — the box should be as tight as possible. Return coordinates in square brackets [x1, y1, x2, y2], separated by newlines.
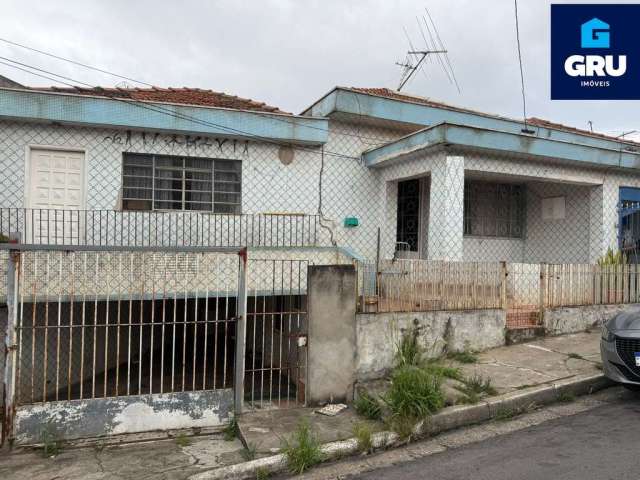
[383, 365, 445, 420]
[394, 326, 424, 368]
[447, 350, 478, 364]
[282, 420, 323, 474]
[223, 417, 239, 441]
[515, 383, 537, 390]
[174, 433, 192, 447]
[567, 352, 584, 360]
[455, 374, 496, 404]
[255, 467, 270, 480]
[387, 415, 416, 440]
[422, 360, 462, 381]
[40, 424, 62, 458]
[493, 406, 517, 421]
[352, 422, 374, 453]
[557, 391, 576, 403]
[242, 442, 259, 461]
[354, 390, 382, 420]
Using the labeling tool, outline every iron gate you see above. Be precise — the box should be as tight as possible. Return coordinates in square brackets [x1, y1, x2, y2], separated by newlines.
[242, 259, 309, 410]
[3, 247, 241, 444]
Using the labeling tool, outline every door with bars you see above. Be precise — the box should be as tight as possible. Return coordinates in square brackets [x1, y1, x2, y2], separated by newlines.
[243, 259, 309, 409]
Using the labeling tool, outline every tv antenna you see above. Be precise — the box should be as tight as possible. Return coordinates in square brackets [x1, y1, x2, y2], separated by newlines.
[396, 8, 461, 93]
[396, 50, 446, 91]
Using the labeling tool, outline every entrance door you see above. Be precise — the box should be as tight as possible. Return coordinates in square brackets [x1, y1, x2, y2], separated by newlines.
[27, 149, 85, 244]
[396, 179, 421, 257]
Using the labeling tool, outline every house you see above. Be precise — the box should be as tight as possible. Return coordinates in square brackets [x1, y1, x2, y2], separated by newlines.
[2, 80, 640, 444]
[1, 83, 639, 264]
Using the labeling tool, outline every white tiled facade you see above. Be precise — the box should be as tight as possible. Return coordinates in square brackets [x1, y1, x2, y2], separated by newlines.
[1, 117, 640, 264]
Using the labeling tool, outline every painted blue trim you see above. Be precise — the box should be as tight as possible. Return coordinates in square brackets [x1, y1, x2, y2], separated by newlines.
[363, 123, 640, 170]
[0, 88, 328, 145]
[620, 187, 640, 202]
[306, 88, 639, 155]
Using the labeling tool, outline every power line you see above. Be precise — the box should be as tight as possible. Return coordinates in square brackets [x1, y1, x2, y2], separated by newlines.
[0, 57, 361, 160]
[0, 37, 388, 145]
[0, 36, 155, 87]
[513, 0, 533, 134]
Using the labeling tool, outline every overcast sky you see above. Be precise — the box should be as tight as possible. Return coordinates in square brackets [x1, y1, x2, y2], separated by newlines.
[1, 0, 638, 138]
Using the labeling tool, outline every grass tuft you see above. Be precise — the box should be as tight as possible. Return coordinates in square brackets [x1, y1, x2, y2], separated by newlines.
[223, 417, 239, 441]
[446, 350, 478, 364]
[394, 326, 425, 368]
[567, 352, 584, 360]
[282, 420, 323, 475]
[423, 360, 463, 381]
[174, 433, 192, 447]
[383, 365, 445, 420]
[255, 467, 270, 480]
[557, 391, 576, 403]
[354, 390, 382, 420]
[352, 422, 374, 453]
[242, 442, 259, 461]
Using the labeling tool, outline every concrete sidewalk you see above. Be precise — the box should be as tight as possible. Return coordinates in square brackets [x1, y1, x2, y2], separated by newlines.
[237, 331, 602, 454]
[0, 331, 604, 480]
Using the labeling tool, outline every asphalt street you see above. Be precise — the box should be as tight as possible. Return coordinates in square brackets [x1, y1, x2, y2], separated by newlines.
[350, 393, 640, 480]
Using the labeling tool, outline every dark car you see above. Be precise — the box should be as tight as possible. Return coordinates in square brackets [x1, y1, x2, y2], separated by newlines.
[601, 310, 640, 390]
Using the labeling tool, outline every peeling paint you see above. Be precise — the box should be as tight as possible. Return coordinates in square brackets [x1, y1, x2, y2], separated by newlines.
[13, 389, 233, 444]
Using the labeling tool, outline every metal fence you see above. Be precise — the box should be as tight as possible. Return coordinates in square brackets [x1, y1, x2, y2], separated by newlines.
[0, 208, 322, 248]
[7, 249, 240, 405]
[357, 259, 640, 324]
[357, 259, 503, 313]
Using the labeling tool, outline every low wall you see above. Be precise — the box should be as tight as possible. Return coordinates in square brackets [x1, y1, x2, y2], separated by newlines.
[13, 388, 233, 444]
[544, 303, 640, 335]
[356, 309, 505, 381]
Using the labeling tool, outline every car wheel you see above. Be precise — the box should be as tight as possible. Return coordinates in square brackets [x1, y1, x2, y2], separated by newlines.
[622, 383, 640, 392]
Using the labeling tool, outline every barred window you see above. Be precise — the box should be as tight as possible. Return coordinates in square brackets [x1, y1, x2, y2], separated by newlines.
[121, 153, 241, 213]
[464, 181, 525, 238]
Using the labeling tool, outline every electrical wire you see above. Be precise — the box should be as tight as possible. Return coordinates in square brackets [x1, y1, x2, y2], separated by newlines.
[0, 56, 361, 161]
[0, 37, 387, 144]
[513, 0, 531, 133]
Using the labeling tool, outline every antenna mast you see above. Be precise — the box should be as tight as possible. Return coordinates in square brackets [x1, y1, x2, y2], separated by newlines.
[397, 50, 447, 91]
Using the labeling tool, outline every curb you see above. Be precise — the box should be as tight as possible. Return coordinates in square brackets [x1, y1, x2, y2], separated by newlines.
[188, 373, 613, 480]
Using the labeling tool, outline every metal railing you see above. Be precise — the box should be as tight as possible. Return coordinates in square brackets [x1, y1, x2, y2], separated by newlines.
[0, 208, 321, 248]
[357, 259, 503, 313]
[357, 259, 640, 317]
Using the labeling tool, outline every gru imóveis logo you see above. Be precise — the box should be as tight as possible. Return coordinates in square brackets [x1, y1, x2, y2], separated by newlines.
[551, 4, 638, 100]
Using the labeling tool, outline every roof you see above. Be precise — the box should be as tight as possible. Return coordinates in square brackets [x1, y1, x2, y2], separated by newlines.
[345, 87, 639, 147]
[32, 86, 286, 113]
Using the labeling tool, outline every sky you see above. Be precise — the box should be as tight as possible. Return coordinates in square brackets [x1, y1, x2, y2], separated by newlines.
[0, 0, 638, 138]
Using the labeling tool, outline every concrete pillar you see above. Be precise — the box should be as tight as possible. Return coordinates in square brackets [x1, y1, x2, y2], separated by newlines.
[307, 265, 356, 404]
[427, 155, 465, 261]
[589, 180, 619, 263]
[589, 185, 605, 263]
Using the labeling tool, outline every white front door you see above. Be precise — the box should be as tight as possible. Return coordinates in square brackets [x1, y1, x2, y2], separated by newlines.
[27, 148, 86, 244]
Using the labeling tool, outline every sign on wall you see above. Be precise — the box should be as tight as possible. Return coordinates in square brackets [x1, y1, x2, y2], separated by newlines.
[551, 4, 639, 99]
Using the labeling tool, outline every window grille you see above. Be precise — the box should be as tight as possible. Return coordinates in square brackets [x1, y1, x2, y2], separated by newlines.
[122, 153, 241, 213]
[464, 181, 524, 238]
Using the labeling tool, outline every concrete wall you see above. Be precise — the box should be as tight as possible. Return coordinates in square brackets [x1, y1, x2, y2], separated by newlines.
[307, 265, 356, 404]
[13, 389, 233, 444]
[544, 303, 640, 336]
[356, 309, 506, 381]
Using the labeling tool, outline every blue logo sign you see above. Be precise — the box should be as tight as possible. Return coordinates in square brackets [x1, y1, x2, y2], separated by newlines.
[551, 5, 638, 100]
[581, 18, 610, 48]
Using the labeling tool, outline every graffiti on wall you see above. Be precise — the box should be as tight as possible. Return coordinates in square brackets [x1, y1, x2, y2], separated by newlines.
[103, 130, 251, 156]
